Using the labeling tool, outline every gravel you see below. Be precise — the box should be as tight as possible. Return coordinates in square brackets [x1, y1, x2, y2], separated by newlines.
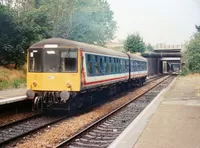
[0, 112, 35, 127]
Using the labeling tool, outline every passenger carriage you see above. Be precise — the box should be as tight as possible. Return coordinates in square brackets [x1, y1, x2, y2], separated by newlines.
[26, 38, 147, 110]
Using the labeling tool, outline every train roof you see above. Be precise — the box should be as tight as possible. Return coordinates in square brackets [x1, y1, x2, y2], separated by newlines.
[30, 38, 147, 61]
[30, 38, 128, 57]
[128, 53, 147, 61]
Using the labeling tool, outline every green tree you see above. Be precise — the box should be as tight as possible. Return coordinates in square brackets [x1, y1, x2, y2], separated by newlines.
[124, 34, 146, 53]
[146, 43, 154, 51]
[68, 0, 117, 46]
[195, 25, 200, 32]
[186, 32, 200, 73]
[0, 3, 50, 67]
[0, 5, 27, 66]
[40, 0, 75, 38]
[0, 0, 117, 67]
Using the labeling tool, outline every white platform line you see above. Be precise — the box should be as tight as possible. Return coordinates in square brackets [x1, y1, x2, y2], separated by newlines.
[0, 96, 27, 105]
[108, 77, 177, 148]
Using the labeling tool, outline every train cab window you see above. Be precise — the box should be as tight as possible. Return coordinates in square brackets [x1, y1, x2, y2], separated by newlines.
[61, 49, 77, 72]
[29, 49, 42, 72]
[43, 49, 61, 72]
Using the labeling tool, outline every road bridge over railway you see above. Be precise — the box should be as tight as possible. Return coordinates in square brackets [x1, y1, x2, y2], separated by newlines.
[142, 44, 183, 75]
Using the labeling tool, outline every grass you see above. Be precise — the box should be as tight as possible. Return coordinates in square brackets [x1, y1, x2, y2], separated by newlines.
[0, 66, 26, 90]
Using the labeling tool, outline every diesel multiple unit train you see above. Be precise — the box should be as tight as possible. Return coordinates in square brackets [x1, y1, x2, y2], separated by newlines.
[26, 38, 147, 110]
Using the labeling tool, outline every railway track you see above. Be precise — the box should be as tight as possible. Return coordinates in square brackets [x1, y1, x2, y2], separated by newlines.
[0, 75, 168, 147]
[0, 113, 68, 146]
[55, 76, 175, 148]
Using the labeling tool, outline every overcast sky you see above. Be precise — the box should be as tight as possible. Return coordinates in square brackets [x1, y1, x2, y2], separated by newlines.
[107, 0, 200, 45]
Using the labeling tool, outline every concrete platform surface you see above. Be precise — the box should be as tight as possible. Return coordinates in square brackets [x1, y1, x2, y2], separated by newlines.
[0, 88, 27, 105]
[134, 75, 200, 148]
[0, 87, 26, 99]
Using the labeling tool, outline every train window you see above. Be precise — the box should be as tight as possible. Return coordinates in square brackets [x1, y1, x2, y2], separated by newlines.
[139, 61, 142, 71]
[118, 59, 121, 73]
[105, 57, 109, 74]
[112, 58, 115, 73]
[145, 62, 147, 70]
[121, 60, 125, 73]
[108, 57, 111, 74]
[61, 49, 77, 72]
[143, 62, 145, 71]
[125, 60, 128, 72]
[29, 49, 42, 72]
[100, 56, 104, 74]
[115, 58, 117, 73]
[135, 61, 138, 71]
[94, 55, 99, 74]
[43, 49, 60, 72]
[131, 60, 134, 72]
[137, 61, 140, 71]
[110, 58, 112, 73]
[86, 54, 92, 75]
[134, 61, 137, 72]
[116, 59, 119, 73]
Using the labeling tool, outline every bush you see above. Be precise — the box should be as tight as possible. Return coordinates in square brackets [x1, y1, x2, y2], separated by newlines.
[180, 68, 190, 76]
[0, 80, 9, 90]
[186, 33, 200, 73]
[11, 78, 26, 88]
[0, 67, 26, 90]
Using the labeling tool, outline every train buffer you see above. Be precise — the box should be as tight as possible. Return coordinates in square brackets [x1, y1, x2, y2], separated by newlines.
[109, 75, 200, 148]
[0, 88, 27, 105]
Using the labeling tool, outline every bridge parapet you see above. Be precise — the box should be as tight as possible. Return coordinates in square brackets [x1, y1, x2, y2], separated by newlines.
[153, 44, 184, 51]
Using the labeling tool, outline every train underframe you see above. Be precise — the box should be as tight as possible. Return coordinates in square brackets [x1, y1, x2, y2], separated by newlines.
[31, 77, 146, 111]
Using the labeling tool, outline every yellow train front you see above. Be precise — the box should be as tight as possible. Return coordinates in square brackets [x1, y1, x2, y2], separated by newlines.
[26, 38, 82, 110]
[26, 38, 148, 111]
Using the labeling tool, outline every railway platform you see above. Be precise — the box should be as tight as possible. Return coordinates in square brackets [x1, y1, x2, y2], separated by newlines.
[109, 74, 200, 148]
[0, 88, 27, 105]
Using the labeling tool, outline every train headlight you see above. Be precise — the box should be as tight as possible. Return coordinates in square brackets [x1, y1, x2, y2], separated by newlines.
[32, 82, 37, 87]
[60, 91, 70, 103]
[66, 83, 71, 88]
[26, 90, 35, 99]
